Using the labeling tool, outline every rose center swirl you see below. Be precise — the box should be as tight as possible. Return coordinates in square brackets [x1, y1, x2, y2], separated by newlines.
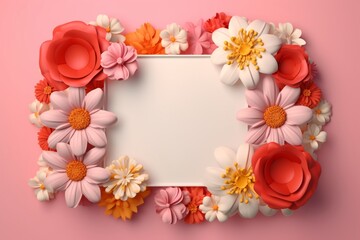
[68, 108, 91, 130]
[66, 160, 87, 181]
[263, 105, 287, 128]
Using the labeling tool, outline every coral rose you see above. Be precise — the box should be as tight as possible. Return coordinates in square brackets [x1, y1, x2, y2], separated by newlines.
[252, 143, 321, 210]
[203, 12, 231, 33]
[40, 21, 110, 89]
[272, 45, 313, 88]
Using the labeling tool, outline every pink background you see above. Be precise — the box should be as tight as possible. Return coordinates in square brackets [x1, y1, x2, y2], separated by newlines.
[1, 0, 359, 239]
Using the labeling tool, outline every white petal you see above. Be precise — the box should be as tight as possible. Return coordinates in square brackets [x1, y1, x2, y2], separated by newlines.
[247, 20, 269, 37]
[316, 131, 327, 143]
[261, 34, 282, 54]
[217, 211, 229, 222]
[291, 28, 302, 38]
[212, 28, 230, 47]
[220, 63, 240, 85]
[205, 211, 217, 222]
[235, 144, 253, 169]
[214, 147, 235, 169]
[211, 48, 230, 65]
[292, 38, 306, 46]
[238, 197, 259, 218]
[257, 53, 278, 74]
[281, 208, 294, 216]
[239, 64, 260, 89]
[259, 204, 278, 216]
[228, 16, 248, 36]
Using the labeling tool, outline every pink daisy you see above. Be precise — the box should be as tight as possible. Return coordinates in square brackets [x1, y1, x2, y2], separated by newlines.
[40, 87, 117, 156]
[43, 143, 110, 208]
[237, 76, 312, 145]
[183, 19, 216, 54]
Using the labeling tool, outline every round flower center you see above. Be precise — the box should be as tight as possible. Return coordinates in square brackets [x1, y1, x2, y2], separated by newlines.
[68, 108, 91, 130]
[263, 105, 287, 128]
[43, 85, 52, 95]
[315, 109, 322, 115]
[117, 57, 124, 65]
[212, 205, 219, 211]
[170, 36, 176, 42]
[221, 163, 258, 204]
[309, 135, 316, 141]
[66, 160, 87, 181]
[188, 202, 198, 214]
[223, 29, 265, 70]
[106, 26, 111, 33]
[303, 89, 311, 97]
[39, 184, 46, 190]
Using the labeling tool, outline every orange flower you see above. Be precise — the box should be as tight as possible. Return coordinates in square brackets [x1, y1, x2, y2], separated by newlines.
[125, 23, 165, 54]
[182, 187, 210, 224]
[98, 187, 150, 221]
[296, 81, 322, 108]
[37, 127, 55, 151]
[34, 79, 57, 104]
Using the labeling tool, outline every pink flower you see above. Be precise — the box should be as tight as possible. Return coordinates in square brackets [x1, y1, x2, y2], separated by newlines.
[237, 76, 312, 145]
[183, 20, 216, 54]
[100, 42, 138, 80]
[40, 87, 117, 156]
[154, 187, 190, 224]
[43, 143, 110, 208]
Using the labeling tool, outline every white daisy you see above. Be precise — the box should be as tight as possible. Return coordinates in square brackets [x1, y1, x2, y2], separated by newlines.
[303, 124, 327, 150]
[312, 100, 332, 125]
[211, 16, 281, 89]
[199, 195, 232, 222]
[160, 23, 188, 54]
[90, 14, 125, 42]
[28, 169, 54, 201]
[270, 22, 306, 46]
[29, 100, 49, 127]
[104, 156, 149, 201]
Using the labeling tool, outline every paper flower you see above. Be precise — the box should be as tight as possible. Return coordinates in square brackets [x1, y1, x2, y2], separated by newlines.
[103, 156, 149, 201]
[43, 143, 110, 208]
[211, 16, 281, 88]
[154, 187, 190, 224]
[270, 22, 306, 46]
[100, 42, 138, 80]
[237, 76, 312, 145]
[203, 12, 232, 33]
[183, 20, 216, 54]
[35, 79, 57, 104]
[303, 124, 327, 150]
[90, 14, 125, 42]
[205, 144, 261, 218]
[199, 195, 232, 222]
[37, 127, 55, 151]
[85, 79, 104, 94]
[125, 23, 165, 54]
[98, 187, 150, 221]
[272, 45, 313, 88]
[252, 143, 321, 210]
[40, 87, 117, 156]
[40, 21, 109, 89]
[29, 100, 49, 128]
[312, 100, 332, 125]
[182, 187, 210, 224]
[296, 81, 322, 108]
[28, 169, 54, 201]
[160, 23, 188, 54]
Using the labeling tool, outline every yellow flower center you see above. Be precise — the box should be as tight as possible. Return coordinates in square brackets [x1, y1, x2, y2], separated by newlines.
[223, 29, 265, 70]
[39, 184, 46, 190]
[188, 203, 198, 214]
[303, 89, 311, 97]
[315, 109, 322, 115]
[66, 160, 87, 181]
[309, 135, 316, 141]
[68, 108, 91, 130]
[170, 36, 176, 43]
[106, 26, 111, 33]
[263, 105, 287, 128]
[212, 205, 219, 211]
[43, 85, 52, 95]
[221, 162, 258, 204]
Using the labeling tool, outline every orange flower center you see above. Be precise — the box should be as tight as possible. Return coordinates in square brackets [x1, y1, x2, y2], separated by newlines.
[39, 184, 46, 190]
[188, 202, 198, 214]
[68, 108, 91, 130]
[66, 160, 87, 181]
[43, 85, 52, 95]
[212, 205, 219, 211]
[106, 26, 111, 33]
[303, 89, 311, 97]
[309, 135, 316, 141]
[263, 106, 287, 128]
[315, 109, 322, 115]
[170, 36, 176, 42]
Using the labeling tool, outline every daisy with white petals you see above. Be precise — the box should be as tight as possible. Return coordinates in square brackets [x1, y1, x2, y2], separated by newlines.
[205, 144, 261, 218]
[303, 124, 327, 150]
[199, 195, 232, 222]
[211, 16, 281, 89]
[90, 14, 125, 42]
[160, 23, 188, 54]
[28, 170, 54, 201]
[270, 22, 306, 46]
[104, 156, 149, 201]
[312, 100, 332, 125]
[29, 100, 49, 127]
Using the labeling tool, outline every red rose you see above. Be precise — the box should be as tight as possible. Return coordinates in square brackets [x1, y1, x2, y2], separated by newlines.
[272, 45, 312, 88]
[39, 21, 109, 89]
[252, 143, 321, 210]
[203, 12, 231, 33]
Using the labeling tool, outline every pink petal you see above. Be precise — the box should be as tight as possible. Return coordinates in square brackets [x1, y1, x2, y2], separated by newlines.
[167, 187, 183, 205]
[246, 90, 267, 110]
[155, 189, 170, 209]
[245, 124, 268, 145]
[171, 204, 187, 220]
[101, 52, 117, 68]
[125, 62, 138, 76]
[44, 172, 69, 192]
[262, 76, 279, 106]
[68, 87, 85, 109]
[81, 181, 101, 203]
[115, 65, 130, 80]
[286, 106, 313, 125]
[237, 108, 264, 126]
[40, 110, 68, 129]
[276, 86, 300, 108]
[70, 130, 88, 156]
[65, 181, 83, 208]
[161, 208, 173, 224]
[85, 127, 107, 147]
[90, 110, 117, 128]
[84, 88, 104, 112]
[42, 151, 68, 170]
[47, 127, 74, 149]
[56, 142, 75, 161]
[83, 147, 106, 166]
[85, 167, 110, 184]
[50, 91, 71, 112]
[267, 128, 284, 145]
[281, 125, 303, 145]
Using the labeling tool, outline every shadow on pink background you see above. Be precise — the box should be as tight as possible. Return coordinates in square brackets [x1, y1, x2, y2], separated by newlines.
[1, 0, 359, 239]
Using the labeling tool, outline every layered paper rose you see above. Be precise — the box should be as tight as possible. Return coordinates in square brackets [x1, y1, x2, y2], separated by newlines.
[273, 45, 313, 88]
[40, 21, 110, 89]
[252, 143, 321, 210]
